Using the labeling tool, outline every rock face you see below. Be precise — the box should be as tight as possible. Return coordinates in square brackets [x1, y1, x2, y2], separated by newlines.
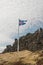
[3, 28, 43, 53]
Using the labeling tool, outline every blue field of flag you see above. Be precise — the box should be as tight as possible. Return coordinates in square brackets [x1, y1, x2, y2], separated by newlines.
[19, 19, 27, 26]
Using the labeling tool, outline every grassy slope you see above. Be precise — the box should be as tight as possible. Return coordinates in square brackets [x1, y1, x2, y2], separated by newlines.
[0, 50, 43, 65]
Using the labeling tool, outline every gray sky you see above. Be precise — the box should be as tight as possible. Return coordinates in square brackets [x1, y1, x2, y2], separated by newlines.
[0, 0, 43, 52]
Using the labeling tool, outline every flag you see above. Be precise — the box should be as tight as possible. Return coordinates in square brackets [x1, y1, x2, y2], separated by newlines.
[19, 19, 27, 26]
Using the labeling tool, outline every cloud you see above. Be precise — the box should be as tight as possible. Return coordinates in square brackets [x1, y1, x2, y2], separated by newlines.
[0, 47, 6, 53]
[0, 33, 14, 43]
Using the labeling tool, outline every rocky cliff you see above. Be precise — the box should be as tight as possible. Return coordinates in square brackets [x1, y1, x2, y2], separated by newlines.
[3, 28, 43, 53]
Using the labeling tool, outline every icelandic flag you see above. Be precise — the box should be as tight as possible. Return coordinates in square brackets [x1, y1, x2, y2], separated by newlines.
[19, 19, 27, 26]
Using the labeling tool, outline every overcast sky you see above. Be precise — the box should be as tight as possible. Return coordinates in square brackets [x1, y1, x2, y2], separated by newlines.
[0, 0, 43, 52]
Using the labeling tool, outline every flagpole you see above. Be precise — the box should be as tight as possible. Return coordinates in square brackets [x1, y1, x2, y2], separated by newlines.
[17, 20, 19, 52]
[17, 19, 27, 52]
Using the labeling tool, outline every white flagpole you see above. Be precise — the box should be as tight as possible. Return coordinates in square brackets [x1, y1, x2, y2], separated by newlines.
[17, 20, 19, 52]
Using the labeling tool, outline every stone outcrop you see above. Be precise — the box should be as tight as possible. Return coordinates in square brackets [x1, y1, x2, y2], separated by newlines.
[3, 28, 43, 53]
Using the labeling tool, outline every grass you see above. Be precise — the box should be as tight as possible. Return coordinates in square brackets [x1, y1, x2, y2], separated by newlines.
[0, 50, 43, 65]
